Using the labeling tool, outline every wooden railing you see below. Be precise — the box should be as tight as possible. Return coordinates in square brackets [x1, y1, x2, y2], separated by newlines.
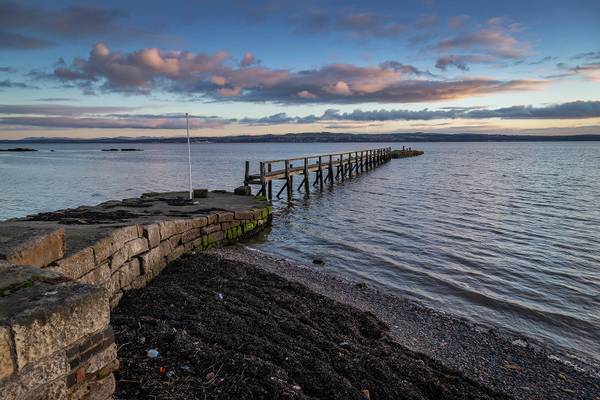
[244, 147, 392, 200]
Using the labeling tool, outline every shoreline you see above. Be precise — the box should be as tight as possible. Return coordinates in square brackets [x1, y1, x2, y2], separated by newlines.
[208, 245, 600, 400]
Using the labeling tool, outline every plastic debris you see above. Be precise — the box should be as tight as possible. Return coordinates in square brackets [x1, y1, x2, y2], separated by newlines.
[147, 349, 160, 358]
[216, 292, 224, 301]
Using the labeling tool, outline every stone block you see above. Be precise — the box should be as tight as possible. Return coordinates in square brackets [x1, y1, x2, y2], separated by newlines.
[208, 231, 224, 243]
[2, 281, 109, 369]
[143, 224, 160, 249]
[181, 228, 201, 244]
[3, 227, 65, 268]
[168, 234, 182, 249]
[0, 326, 14, 380]
[166, 245, 186, 263]
[191, 216, 208, 228]
[85, 343, 117, 376]
[207, 214, 218, 225]
[89, 373, 115, 400]
[109, 247, 128, 271]
[158, 220, 177, 240]
[234, 185, 252, 196]
[51, 248, 95, 280]
[216, 211, 234, 223]
[201, 224, 220, 235]
[79, 263, 111, 289]
[234, 210, 254, 220]
[193, 188, 208, 198]
[158, 240, 173, 257]
[109, 226, 140, 248]
[92, 237, 113, 265]
[125, 238, 148, 258]
[117, 259, 140, 288]
[138, 247, 164, 277]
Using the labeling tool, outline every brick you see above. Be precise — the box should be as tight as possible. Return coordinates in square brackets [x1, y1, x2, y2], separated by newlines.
[143, 224, 160, 248]
[216, 211, 234, 222]
[125, 237, 148, 258]
[51, 247, 95, 280]
[0, 326, 14, 380]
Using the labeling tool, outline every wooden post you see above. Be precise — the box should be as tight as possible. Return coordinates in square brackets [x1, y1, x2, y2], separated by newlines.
[360, 151, 364, 172]
[328, 154, 334, 184]
[348, 152, 353, 178]
[267, 163, 272, 200]
[259, 162, 266, 196]
[303, 157, 310, 196]
[285, 160, 292, 200]
[244, 161, 250, 185]
[340, 154, 345, 182]
[318, 156, 324, 191]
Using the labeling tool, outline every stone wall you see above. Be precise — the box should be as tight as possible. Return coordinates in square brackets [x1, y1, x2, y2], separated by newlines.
[0, 193, 272, 400]
[44, 207, 271, 309]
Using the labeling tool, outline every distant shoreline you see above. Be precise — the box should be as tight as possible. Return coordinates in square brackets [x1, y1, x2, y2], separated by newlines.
[1, 132, 600, 144]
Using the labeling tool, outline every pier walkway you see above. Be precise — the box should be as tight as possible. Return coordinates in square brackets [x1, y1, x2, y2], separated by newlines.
[244, 147, 392, 200]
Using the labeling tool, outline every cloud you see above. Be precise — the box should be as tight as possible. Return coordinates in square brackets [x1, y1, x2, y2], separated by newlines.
[434, 18, 532, 59]
[547, 61, 600, 82]
[435, 55, 495, 71]
[0, 30, 55, 50]
[292, 9, 408, 38]
[240, 52, 258, 67]
[2, 100, 598, 130]
[0, 66, 16, 72]
[45, 43, 545, 104]
[571, 51, 600, 61]
[0, 2, 167, 50]
[0, 104, 137, 115]
[0, 80, 36, 89]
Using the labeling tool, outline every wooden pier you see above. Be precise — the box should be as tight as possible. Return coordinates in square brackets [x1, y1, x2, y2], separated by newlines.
[244, 147, 392, 200]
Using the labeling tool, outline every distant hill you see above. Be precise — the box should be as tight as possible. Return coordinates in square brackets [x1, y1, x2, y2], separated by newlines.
[2, 132, 600, 143]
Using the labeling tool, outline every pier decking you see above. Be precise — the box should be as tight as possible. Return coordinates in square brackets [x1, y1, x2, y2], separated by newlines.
[244, 147, 393, 200]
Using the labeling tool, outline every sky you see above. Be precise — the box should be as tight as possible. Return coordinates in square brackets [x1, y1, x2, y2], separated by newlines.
[0, 0, 599, 139]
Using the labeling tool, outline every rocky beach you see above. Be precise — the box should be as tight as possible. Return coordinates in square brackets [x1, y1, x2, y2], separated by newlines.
[111, 247, 600, 400]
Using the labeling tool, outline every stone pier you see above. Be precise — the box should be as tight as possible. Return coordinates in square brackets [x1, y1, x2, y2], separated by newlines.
[0, 190, 272, 400]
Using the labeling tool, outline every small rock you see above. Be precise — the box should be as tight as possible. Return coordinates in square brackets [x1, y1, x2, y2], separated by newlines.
[355, 282, 367, 289]
[216, 292, 224, 300]
[292, 385, 301, 391]
[339, 341, 351, 348]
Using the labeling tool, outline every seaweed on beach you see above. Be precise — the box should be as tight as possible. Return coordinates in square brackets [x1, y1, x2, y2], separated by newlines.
[111, 253, 508, 400]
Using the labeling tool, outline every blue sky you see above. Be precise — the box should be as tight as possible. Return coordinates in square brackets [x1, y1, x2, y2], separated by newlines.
[0, 0, 599, 138]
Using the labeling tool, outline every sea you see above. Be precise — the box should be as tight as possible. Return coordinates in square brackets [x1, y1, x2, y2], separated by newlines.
[1, 141, 599, 362]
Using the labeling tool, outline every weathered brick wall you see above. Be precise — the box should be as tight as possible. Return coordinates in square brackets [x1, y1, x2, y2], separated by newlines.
[0, 203, 272, 400]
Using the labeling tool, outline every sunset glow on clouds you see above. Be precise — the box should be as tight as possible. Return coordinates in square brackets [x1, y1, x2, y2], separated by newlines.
[0, 0, 599, 138]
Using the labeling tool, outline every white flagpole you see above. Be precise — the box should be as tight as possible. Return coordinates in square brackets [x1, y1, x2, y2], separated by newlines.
[186, 113, 193, 200]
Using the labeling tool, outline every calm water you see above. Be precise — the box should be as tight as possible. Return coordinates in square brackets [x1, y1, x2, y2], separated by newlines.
[1, 142, 599, 361]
